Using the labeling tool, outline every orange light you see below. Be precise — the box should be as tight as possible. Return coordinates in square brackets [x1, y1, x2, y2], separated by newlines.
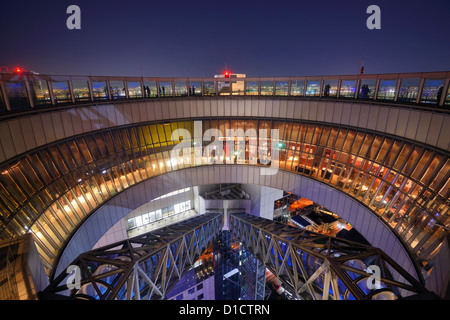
[15, 67, 22, 73]
[224, 71, 230, 78]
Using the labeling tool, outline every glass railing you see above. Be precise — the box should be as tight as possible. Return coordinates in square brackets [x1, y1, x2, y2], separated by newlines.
[0, 71, 449, 113]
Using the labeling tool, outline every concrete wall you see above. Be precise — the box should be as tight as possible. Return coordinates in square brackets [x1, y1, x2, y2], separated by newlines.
[241, 184, 284, 220]
[1, 98, 448, 165]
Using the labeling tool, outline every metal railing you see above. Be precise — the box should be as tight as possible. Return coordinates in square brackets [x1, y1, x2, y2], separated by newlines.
[0, 71, 449, 115]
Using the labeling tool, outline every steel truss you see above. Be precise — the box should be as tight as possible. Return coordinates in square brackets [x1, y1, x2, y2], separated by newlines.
[42, 213, 222, 300]
[229, 213, 429, 300]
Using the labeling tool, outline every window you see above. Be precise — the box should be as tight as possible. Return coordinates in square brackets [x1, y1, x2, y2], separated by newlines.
[5, 81, 29, 110]
[245, 81, 258, 95]
[305, 80, 321, 96]
[358, 79, 376, 99]
[127, 218, 135, 229]
[72, 80, 91, 102]
[202, 81, 216, 96]
[143, 81, 158, 97]
[52, 81, 72, 103]
[127, 81, 142, 98]
[231, 79, 245, 95]
[339, 80, 357, 98]
[445, 86, 450, 106]
[175, 81, 188, 96]
[110, 80, 126, 99]
[135, 215, 142, 227]
[275, 81, 289, 96]
[159, 81, 172, 96]
[377, 79, 397, 100]
[142, 213, 149, 224]
[290, 80, 304, 96]
[260, 81, 274, 95]
[420, 79, 445, 104]
[397, 78, 420, 102]
[92, 81, 109, 100]
[218, 81, 230, 95]
[322, 80, 338, 97]
[188, 82, 201, 96]
[30, 80, 51, 106]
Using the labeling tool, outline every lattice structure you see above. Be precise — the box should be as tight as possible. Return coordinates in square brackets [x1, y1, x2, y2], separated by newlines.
[42, 213, 222, 300]
[229, 213, 429, 300]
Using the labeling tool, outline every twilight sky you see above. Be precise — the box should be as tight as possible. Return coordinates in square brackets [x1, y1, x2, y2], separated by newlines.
[1, 0, 449, 77]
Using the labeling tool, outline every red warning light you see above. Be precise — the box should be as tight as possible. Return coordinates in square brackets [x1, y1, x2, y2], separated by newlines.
[224, 71, 230, 78]
[15, 67, 22, 73]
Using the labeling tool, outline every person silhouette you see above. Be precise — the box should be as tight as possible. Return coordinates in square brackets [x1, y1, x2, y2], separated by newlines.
[324, 84, 330, 97]
[437, 86, 443, 104]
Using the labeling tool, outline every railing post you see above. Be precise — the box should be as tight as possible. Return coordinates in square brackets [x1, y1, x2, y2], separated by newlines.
[23, 76, 35, 108]
[394, 76, 401, 102]
[0, 80, 10, 111]
[416, 77, 425, 104]
[106, 79, 112, 100]
[439, 78, 449, 106]
[336, 79, 341, 99]
[68, 79, 75, 104]
[87, 79, 94, 102]
[48, 80, 56, 106]
[355, 79, 361, 99]
[124, 80, 129, 99]
[374, 78, 380, 100]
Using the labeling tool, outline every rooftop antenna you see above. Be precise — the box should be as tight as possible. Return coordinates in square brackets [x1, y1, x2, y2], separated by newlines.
[358, 58, 365, 74]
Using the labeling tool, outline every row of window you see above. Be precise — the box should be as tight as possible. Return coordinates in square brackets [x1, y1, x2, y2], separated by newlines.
[0, 119, 446, 274]
[0, 75, 449, 111]
[173, 283, 205, 300]
[126, 200, 192, 230]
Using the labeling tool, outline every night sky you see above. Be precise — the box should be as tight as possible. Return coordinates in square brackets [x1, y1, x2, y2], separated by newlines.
[1, 0, 449, 77]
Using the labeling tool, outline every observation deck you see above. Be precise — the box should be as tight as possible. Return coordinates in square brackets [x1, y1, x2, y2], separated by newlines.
[0, 71, 448, 296]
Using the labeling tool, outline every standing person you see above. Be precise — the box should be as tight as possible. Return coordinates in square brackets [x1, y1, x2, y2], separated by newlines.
[437, 86, 443, 104]
[324, 84, 330, 97]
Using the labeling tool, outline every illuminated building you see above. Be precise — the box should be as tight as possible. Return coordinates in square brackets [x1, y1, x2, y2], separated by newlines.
[0, 70, 448, 300]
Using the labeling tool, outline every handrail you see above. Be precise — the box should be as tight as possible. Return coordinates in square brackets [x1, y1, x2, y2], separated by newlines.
[0, 71, 449, 115]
